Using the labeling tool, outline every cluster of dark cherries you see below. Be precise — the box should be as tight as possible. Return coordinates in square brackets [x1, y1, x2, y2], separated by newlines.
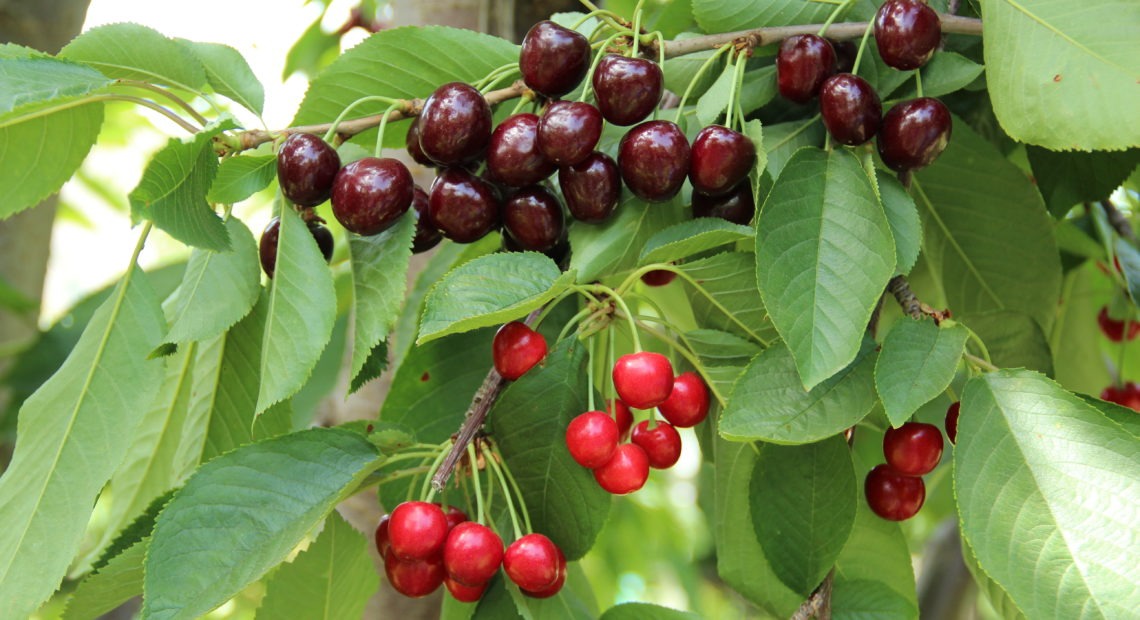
[865, 401, 959, 521]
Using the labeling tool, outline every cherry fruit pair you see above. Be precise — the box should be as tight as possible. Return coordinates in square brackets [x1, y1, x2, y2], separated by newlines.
[864, 418, 945, 521]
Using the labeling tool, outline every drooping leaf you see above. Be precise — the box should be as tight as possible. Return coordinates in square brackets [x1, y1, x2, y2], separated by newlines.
[679, 252, 774, 345]
[179, 39, 264, 115]
[569, 193, 687, 282]
[0, 56, 111, 115]
[1027, 147, 1140, 218]
[143, 428, 382, 620]
[0, 266, 164, 619]
[756, 148, 895, 389]
[958, 310, 1054, 376]
[207, 155, 277, 205]
[63, 537, 148, 620]
[599, 602, 701, 619]
[956, 370, 1140, 618]
[59, 23, 206, 92]
[875, 318, 968, 427]
[349, 212, 415, 382]
[878, 171, 922, 275]
[639, 218, 754, 265]
[693, 0, 833, 31]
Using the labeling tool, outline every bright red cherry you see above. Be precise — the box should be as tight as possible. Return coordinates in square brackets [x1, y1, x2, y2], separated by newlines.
[689, 125, 756, 197]
[592, 55, 663, 126]
[640, 269, 676, 287]
[444, 576, 487, 602]
[657, 372, 709, 428]
[443, 522, 504, 586]
[521, 545, 566, 598]
[945, 401, 960, 444]
[439, 504, 468, 531]
[877, 98, 952, 172]
[864, 464, 925, 521]
[560, 151, 621, 223]
[418, 82, 492, 166]
[618, 120, 691, 202]
[819, 73, 882, 146]
[593, 443, 650, 495]
[692, 183, 755, 225]
[776, 34, 837, 103]
[519, 20, 591, 98]
[874, 0, 941, 70]
[487, 113, 557, 188]
[608, 399, 634, 440]
[277, 133, 341, 207]
[374, 513, 391, 556]
[1097, 306, 1140, 342]
[388, 501, 449, 561]
[384, 548, 445, 598]
[883, 422, 944, 476]
[503, 534, 562, 592]
[492, 322, 548, 380]
[538, 101, 603, 166]
[631, 420, 682, 469]
[613, 352, 675, 409]
[565, 411, 620, 469]
[1101, 382, 1140, 412]
[330, 157, 414, 236]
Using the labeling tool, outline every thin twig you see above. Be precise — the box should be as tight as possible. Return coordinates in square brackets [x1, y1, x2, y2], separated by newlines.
[1101, 200, 1136, 243]
[887, 275, 950, 324]
[791, 572, 834, 620]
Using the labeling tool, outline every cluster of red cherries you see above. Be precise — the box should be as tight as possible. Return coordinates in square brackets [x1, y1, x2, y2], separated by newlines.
[864, 401, 958, 521]
[1093, 259, 1140, 410]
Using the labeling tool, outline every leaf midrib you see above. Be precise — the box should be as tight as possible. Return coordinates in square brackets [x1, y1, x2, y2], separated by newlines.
[998, 0, 1132, 75]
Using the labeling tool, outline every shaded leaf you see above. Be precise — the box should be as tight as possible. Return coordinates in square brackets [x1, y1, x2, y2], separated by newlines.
[875, 318, 968, 427]
[1027, 147, 1140, 218]
[878, 171, 922, 275]
[679, 252, 774, 345]
[639, 218, 753, 265]
[958, 310, 1054, 376]
[349, 212, 414, 382]
[569, 193, 687, 282]
[63, 537, 147, 620]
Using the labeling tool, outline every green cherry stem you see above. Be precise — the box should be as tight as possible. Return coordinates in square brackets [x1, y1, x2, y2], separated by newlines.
[373, 102, 402, 157]
[322, 94, 406, 143]
[490, 446, 532, 533]
[850, 20, 876, 77]
[673, 44, 732, 124]
[485, 448, 523, 539]
[964, 352, 999, 373]
[817, 0, 854, 37]
[467, 443, 486, 524]
[580, 32, 627, 102]
[115, 80, 208, 126]
[587, 335, 597, 411]
[571, 8, 627, 33]
[729, 49, 749, 132]
[630, 0, 645, 57]
[963, 326, 994, 367]
[591, 283, 643, 351]
[370, 466, 432, 487]
[914, 69, 924, 98]
[475, 62, 519, 90]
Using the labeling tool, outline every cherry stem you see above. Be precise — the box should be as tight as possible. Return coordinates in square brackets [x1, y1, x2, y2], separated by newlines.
[607, 324, 618, 398]
[964, 352, 999, 373]
[580, 32, 626, 102]
[728, 49, 749, 131]
[963, 326, 994, 367]
[576, 0, 630, 33]
[370, 465, 432, 486]
[630, 1, 644, 57]
[115, 80, 208, 127]
[850, 20, 876, 77]
[485, 446, 524, 539]
[817, 0, 853, 37]
[373, 101, 401, 157]
[322, 94, 405, 143]
[475, 62, 519, 90]
[673, 45, 732, 125]
[587, 335, 597, 411]
[591, 283, 642, 351]
[490, 444, 532, 532]
[467, 443, 486, 523]
[914, 70, 925, 98]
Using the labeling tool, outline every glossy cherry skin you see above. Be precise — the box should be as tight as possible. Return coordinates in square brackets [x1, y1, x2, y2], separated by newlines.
[658, 372, 709, 428]
[503, 186, 565, 252]
[331, 157, 414, 236]
[692, 183, 755, 225]
[277, 133, 341, 207]
[777, 34, 837, 103]
[874, 0, 941, 70]
[1097, 306, 1140, 342]
[444, 576, 487, 602]
[608, 399, 634, 440]
[409, 186, 443, 253]
[259, 217, 333, 278]
[592, 55, 663, 126]
[521, 545, 565, 599]
[310, 222, 334, 262]
[487, 113, 557, 188]
[538, 101, 603, 166]
[1101, 382, 1140, 412]
[384, 549, 445, 598]
[883, 422, 944, 476]
[374, 513, 391, 556]
[593, 443, 651, 495]
[440, 504, 468, 531]
[945, 401, 960, 444]
[503, 534, 562, 592]
[877, 98, 952, 172]
[819, 73, 882, 146]
[641, 269, 676, 287]
[405, 117, 435, 168]
[520, 20, 591, 97]
[619, 120, 691, 202]
[493, 321, 548, 380]
[428, 167, 501, 243]
[443, 522, 504, 587]
[689, 125, 756, 197]
[560, 151, 621, 223]
[418, 82, 492, 165]
[865, 464, 925, 521]
[388, 501, 449, 561]
[613, 352, 675, 409]
[566, 411, 620, 469]
[631, 420, 682, 469]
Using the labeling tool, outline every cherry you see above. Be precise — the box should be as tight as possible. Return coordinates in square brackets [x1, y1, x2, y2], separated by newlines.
[819, 73, 882, 146]
[503, 186, 565, 252]
[864, 464, 925, 521]
[689, 125, 756, 197]
[831, 39, 858, 74]
[388, 501, 449, 561]
[593, 443, 650, 495]
[612, 352, 675, 409]
[692, 183, 755, 225]
[405, 117, 435, 168]
[877, 98, 952, 172]
[776, 34, 838, 103]
[276, 133, 341, 207]
[657, 372, 709, 428]
[631, 420, 682, 469]
[874, 0, 941, 71]
[331, 157, 414, 236]
[443, 522, 504, 586]
[618, 120, 691, 202]
[519, 20, 591, 98]
[565, 411, 620, 469]
[538, 101, 603, 166]
[592, 55, 663, 126]
[641, 269, 676, 287]
[409, 186, 443, 253]
[444, 576, 487, 603]
[428, 167, 501, 243]
[945, 401, 960, 444]
[492, 321, 548, 380]
[883, 422, 943, 476]
[374, 513, 391, 556]
[418, 82, 492, 166]
[440, 504, 468, 531]
[521, 545, 565, 599]
[503, 533, 562, 592]
[559, 151, 621, 223]
[309, 221, 334, 262]
[608, 399, 634, 440]
[384, 548, 445, 598]
[1097, 306, 1140, 342]
[258, 217, 334, 278]
[487, 113, 557, 188]
[1101, 382, 1140, 412]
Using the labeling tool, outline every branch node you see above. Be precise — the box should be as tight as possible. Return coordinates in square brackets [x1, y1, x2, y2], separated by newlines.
[888, 275, 950, 324]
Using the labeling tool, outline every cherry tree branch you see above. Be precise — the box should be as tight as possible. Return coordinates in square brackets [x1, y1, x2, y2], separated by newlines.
[888, 275, 950, 323]
[791, 572, 834, 620]
[1101, 200, 1136, 244]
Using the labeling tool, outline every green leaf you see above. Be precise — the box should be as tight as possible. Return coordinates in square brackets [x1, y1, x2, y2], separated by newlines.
[349, 341, 389, 394]
[958, 310, 1054, 376]
[831, 579, 919, 620]
[693, 0, 833, 31]
[0, 56, 111, 115]
[639, 218, 753, 264]
[751, 436, 857, 596]
[980, 0, 1140, 150]
[207, 155, 277, 205]
[763, 119, 824, 180]
[349, 212, 415, 383]
[740, 67, 778, 119]
[743, 118, 768, 205]
[599, 602, 701, 619]
[257, 512, 378, 620]
[179, 40, 264, 115]
[875, 318, 968, 427]
[418, 252, 575, 344]
[63, 537, 148, 620]
[256, 205, 337, 415]
[721, 341, 878, 444]
[756, 148, 895, 389]
[914, 120, 1061, 332]
[956, 370, 1140, 618]
[490, 337, 611, 561]
[59, 23, 206, 92]
[833, 493, 917, 620]
[960, 535, 1028, 620]
[162, 217, 260, 345]
[878, 171, 922, 275]
[0, 266, 165, 619]
[143, 428, 382, 620]
[893, 52, 984, 99]
[283, 16, 340, 80]
[1080, 395, 1140, 439]
[685, 328, 762, 397]
[679, 252, 774, 345]
[569, 193, 687, 282]
[695, 61, 733, 127]
[1027, 147, 1140, 217]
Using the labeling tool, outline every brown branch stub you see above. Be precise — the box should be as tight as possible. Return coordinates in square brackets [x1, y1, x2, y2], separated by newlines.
[791, 572, 834, 620]
[888, 275, 951, 324]
[1101, 200, 1136, 244]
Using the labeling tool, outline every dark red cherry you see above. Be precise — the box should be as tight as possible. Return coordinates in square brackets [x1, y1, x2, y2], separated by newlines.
[487, 113, 557, 188]
[692, 183, 755, 225]
[409, 186, 443, 253]
[444, 576, 487, 603]
[631, 420, 682, 469]
[503, 534, 562, 592]
[503, 186, 565, 252]
[619, 120, 691, 202]
[493, 321, 548, 380]
[776, 34, 837, 104]
[428, 167, 501, 243]
[443, 522, 504, 586]
[865, 464, 925, 521]
[405, 117, 435, 168]
[592, 55, 663, 126]
[538, 101, 603, 166]
[521, 545, 565, 598]
[418, 82, 492, 166]
[593, 443, 650, 495]
[945, 401, 960, 444]
[877, 98, 952, 172]
[819, 73, 882, 146]
[883, 422, 944, 476]
[277, 133, 341, 207]
[613, 352, 675, 409]
[309, 221, 334, 262]
[331, 157, 414, 236]
[689, 125, 756, 196]
[608, 399, 634, 440]
[875, 0, 941, 71]
[519, 20, 591, 98]
[657, 372, 709, 428]
[641, 269, 676, 287]
[384, 549, 444, 598]
[560, 151, 620, 223]
[831, 39, 858, 74]
[1101, 382, 1140, 412]
[1097, 306, 1140, 342]
[566, 411, 620, 469]
[258, 216, 334, 278]
[388, 501, 449, 561]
